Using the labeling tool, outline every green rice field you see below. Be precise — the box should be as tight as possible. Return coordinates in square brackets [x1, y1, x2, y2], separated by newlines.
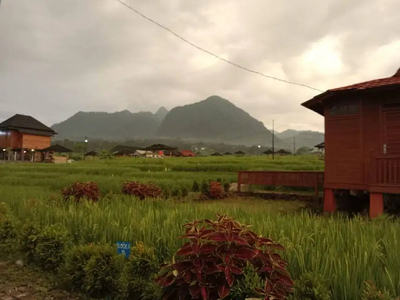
[1, 156, 399, 299]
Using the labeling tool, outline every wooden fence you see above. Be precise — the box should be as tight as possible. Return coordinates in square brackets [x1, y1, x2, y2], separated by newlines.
[237, 171, 324, 196]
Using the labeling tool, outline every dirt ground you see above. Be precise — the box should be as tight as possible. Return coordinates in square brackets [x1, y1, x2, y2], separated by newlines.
[0, 261, 81, 300]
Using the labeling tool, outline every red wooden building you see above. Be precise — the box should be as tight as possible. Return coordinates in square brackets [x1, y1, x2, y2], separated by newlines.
[0, 114, 56, 162]
[302, 68, 400, 217]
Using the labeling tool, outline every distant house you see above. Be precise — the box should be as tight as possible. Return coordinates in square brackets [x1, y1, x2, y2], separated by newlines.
[143, 144, 177, 157]
[234, 151, 245, 156]
[41, 144, 72, 163]
[211, 152, 223, 156]
[164, 150, 183, 157]
[0, 114, 56, 162]
[111, 145, 140, 157]
[277, 149, 291, 155]
[314, 142, 324, 150]
[223, 152, 233, 156]
[263, 149, 273, 155]
[180, 150, 196, 157]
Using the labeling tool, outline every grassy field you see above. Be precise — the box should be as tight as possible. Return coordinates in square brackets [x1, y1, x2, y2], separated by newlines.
[1, 156, 400, 299]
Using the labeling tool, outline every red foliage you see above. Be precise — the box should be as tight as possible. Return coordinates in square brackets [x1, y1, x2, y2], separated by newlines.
[122, 181, 162, 200]
[62, 181, 100, 202]
[208, 182, 226, 199]
[156, 215, 293, 300]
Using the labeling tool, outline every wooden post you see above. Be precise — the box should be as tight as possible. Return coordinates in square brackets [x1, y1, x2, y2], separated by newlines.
[20, 149, 24, 162]
[238, 172, 242, 193]
[369, 193, 384, 218]
[323, 188, 336, 213]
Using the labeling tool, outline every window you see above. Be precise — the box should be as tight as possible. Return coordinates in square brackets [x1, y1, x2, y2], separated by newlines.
[328, 104, 358, 116]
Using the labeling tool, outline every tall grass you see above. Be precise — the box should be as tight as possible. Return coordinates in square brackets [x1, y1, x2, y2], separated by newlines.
[2, 156, 400, 299]
[2, 197, 400, 299]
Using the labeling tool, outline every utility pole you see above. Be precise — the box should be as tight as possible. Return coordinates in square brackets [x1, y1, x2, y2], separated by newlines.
[293, 137, 296, 155]
[272, 120, 275, 160]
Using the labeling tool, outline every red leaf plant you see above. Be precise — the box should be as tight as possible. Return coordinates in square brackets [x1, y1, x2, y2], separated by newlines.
[62, 181, 100, 202]
[155, 214, 293, 300]
[208, 182, 226, 200]
[122, 181, 162, 200]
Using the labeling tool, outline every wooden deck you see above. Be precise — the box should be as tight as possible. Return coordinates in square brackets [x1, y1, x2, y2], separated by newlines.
[370, 155, 400, 194]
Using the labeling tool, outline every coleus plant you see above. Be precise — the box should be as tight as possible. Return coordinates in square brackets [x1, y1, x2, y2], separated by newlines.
[156, 215, 293, 300]
[62, 181, 100, 202]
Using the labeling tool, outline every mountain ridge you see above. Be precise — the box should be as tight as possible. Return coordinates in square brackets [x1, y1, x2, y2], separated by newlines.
[51, 96, 323, 148]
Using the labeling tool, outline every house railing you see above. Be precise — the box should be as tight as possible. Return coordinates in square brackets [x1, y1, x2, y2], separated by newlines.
[371, 155, 400, 185]
[237, 171, 324, 196]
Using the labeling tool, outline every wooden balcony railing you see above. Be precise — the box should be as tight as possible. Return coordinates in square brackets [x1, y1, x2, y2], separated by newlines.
[371, 155, 400, 185]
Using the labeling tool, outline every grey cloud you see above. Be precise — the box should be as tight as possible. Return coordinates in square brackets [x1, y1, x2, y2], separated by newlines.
[1, 0, 400, 132]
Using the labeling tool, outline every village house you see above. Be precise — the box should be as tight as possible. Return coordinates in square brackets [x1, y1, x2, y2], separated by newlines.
[0, 114, 56, 162]
[302, 68, 400, 217]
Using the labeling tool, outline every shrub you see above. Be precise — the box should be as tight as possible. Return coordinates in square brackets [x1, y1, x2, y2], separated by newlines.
[63, 243, 124, 298]
[201, 181, 209, 195]
[361, 280, 395, 300]
[118, 242, 161, 300]
[122, 181, 162, 200]
[180, 187, 189, 198]
[223, 182, 230, 193]
[0, 203, 17, 257]
[20, 223, 70, 271]
[209, 181, 226, 199]
[192, 181, 200, 192]
[289, 272, 331, 300]
[62, 181, 100, 202]
[156, 214, 293, 300]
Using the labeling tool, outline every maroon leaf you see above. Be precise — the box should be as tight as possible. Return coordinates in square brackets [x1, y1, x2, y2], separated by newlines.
[232, 235, 250, 246]
[234, 248, 257, 260]
[193, 242, 200, 255]
[208, 232, 226, 242]
[201, 286, 209, 300]
[176, 242, 194, 256]
[225, 268, 235, 286]
[264, 279, 273, 295]
[278, 274, 294, 287]
[218, 284, 230, 299]
[183, 271, 192, 283]
[161, 274, 176, 287]
[203, 262, 221, 274]
[200, 243, 218, 254]
[173, 261, 192, 272]
[189, 284, 201, 298]
[267, 243, 286, 251]
[230, 266, 243, 275]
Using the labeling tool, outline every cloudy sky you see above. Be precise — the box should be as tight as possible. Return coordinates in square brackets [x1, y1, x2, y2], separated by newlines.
[1, 0, 399, 132]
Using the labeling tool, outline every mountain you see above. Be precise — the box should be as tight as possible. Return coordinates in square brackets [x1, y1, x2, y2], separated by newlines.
[276, 129, 324, 149]
[154, 107, 169, 122]
[52, 110, 162, 140]
[158, 95, 288, 148]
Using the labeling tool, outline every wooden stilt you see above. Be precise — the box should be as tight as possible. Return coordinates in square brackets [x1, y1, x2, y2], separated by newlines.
[369, 193, 384, 218]
[323, 188, 336, 213]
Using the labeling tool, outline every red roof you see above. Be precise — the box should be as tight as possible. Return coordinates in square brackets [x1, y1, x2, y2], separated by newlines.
[302, 69, 400, 115]
[329, 76, 400, 92]
[180, 150, 196, 157]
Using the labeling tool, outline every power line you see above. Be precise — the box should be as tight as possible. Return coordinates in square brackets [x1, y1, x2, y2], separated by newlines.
[115, 0, 324, 92]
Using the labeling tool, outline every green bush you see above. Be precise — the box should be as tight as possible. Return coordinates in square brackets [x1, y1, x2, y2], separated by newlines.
[63, 243, 124, 298]
[227, 264, 264, 300]
[289, 272, 331, 300]
[192, 181, 200, 192]
[0, 203, 18, 257]
[20, 223, 70, 271]
[118, 242, 161, 300]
